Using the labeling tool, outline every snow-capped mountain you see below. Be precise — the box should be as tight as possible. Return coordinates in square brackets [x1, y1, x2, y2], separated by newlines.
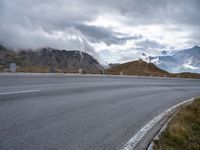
[149, 46, 200, 73]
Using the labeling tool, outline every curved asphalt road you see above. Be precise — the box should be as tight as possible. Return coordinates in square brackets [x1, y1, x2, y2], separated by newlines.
[0, 74, 200, 150]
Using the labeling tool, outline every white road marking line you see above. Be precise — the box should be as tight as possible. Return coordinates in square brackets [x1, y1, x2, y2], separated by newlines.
[0, 90, 41, 95]
[121, 97, 195, 150]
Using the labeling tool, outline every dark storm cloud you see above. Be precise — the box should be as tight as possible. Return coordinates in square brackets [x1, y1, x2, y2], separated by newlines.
[136, 39, 166, 49]
[75, 0, 200, 26]
[75, 25, 142, 45]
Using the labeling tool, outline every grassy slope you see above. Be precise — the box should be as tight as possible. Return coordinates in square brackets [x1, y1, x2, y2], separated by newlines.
[106, 60, 200, 79]
[154, 98, 200, 150]
[106, 60, 169, 76]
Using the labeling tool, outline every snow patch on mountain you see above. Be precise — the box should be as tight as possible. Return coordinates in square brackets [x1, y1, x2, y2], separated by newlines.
[145, 46, 200, 73]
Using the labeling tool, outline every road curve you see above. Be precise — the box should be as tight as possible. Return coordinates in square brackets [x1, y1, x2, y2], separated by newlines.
[0, 74, 200, 150]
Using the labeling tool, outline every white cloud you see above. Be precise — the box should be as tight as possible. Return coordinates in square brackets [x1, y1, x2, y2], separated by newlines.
[183, 57, 199, 70]
[0, 0, 199, 64]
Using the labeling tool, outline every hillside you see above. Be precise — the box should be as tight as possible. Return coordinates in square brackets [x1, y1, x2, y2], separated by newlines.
[106, 59, 169, 76]
[0, 46, 103, 73]
[106, 60, 200, 79]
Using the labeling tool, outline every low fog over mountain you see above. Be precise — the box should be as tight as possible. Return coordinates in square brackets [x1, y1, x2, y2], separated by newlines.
[144, 46, 200, 73]
[0, 0, 200, 74]
[0, 45, 103, 73]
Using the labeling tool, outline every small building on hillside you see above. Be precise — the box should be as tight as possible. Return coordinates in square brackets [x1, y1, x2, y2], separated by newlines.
[10, 63, 16, 72]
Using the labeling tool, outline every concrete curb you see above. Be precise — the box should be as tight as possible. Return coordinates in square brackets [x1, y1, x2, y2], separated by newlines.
[121, 97, 195, 150]
[147, 97, 196, 150]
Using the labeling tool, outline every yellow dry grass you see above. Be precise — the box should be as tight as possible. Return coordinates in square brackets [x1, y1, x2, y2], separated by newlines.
[154, 98, 200, 150]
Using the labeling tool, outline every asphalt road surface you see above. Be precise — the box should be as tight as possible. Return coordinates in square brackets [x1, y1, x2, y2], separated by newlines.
[0, 74, 200, 150]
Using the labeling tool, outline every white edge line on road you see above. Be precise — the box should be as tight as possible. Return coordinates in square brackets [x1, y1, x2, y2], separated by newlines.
[0, 90, 41, 95]
[121, 97, 195, 150]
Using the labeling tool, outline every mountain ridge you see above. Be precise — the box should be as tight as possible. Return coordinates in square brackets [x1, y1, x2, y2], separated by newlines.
[106, 59, 200, 79]
[149, 45, 200, 73]
[0, 46, 104, 73]
[106, 59, 169, 76]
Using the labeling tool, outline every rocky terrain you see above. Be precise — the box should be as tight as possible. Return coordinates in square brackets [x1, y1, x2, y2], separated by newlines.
[0, 45, 104, 73]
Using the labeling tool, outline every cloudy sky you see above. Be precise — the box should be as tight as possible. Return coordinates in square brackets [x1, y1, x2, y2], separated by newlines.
[0, 0, 200, 64]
